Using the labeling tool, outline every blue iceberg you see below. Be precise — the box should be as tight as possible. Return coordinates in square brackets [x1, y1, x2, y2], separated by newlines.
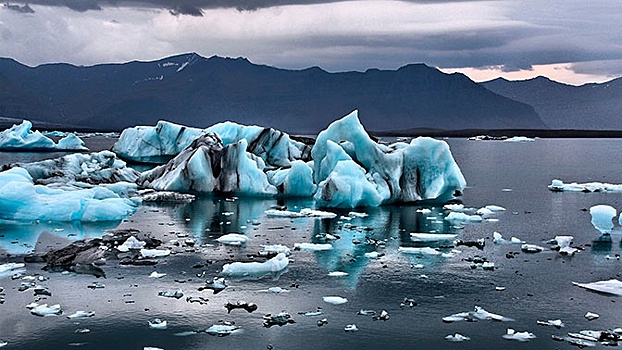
[120, 110, 466, 208]
[0, 167, 139, 222]
[0, 120, 87, 151]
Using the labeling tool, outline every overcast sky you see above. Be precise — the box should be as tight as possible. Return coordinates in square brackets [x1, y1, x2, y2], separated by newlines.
[1, 0, 621, 85]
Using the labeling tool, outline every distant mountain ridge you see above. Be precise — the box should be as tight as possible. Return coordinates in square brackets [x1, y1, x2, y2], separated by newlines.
[0, 53, 545, 132]
[482, 76, 622, 130]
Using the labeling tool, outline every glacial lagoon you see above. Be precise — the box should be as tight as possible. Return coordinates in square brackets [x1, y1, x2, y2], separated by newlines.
[1, 136, 622, 349]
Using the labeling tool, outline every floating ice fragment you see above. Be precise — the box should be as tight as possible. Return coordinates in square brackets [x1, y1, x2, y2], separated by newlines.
[398, 247, 441, 256]
[584, 312, 600, 320]
[344, 324, 358, 332]
[445, 212, 482, 222]
[139, 190, 195, 202]
[199, 277, 227, 294]
[549, 179, 622, 193]
[294, 243, 333, 251]
[521, 244, 545, 253]
[140, 249, 171, 258]
[259, 244, 291, 256]
[149, 318, 168, 329]
[149, 272, 167, 278]
[144, 347, 164, 350]
[554, 236, 578, 255]
[264, 287, 289, 293]
[67, 311, 95, 319]
[0, 120, 87, 151]
[445, 334, 470, 342]
[442, 306, 514, 323]
[372, 310, 390, 321]
[29, 303, 63, 316]
[0, 339, 7, 347]
[443, 204, 464, 211]
[265, 208, 337, 218]
[117, 236, 146, 252]
[416, 208, 432, 214]
[537, 319, 564, 328]
[364, 251, 380, 259]
[0, 262, 26, 278]
[589, 205, 617, 234]
[503, 136, 535, 142]
[496, 287, 506, 291]
[572, 279, 622, 296]
[328, 271, 349, 277]
[410, 233, 457, 242]
[215, 234, 249, 246]
[206, 324, 240, 336]
[503, 328, 536, 341]
[348, 211, 368, 218]
[221, 253, 289, 278]
[323, 296, 348, 305]
[357, 309, 376, 316]
[225, 301, 257, 314]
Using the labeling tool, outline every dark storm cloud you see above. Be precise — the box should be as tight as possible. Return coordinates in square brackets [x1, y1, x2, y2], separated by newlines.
[5, 0, 489, 16]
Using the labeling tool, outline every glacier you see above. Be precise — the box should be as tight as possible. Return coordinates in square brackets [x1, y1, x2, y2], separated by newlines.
[131, 110, 466, 208]
[0, 120, 87, 151]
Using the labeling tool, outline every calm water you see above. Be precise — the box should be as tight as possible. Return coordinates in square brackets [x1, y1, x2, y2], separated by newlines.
[1, 137, 622, 349]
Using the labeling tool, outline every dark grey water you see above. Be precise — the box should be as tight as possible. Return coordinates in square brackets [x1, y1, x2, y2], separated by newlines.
[1, 138, 622, 349]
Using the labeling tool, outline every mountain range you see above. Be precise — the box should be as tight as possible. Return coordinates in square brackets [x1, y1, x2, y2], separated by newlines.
[0, 53, 619, 133]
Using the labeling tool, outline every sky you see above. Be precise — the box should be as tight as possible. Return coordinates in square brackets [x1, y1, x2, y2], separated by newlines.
[1, 0, 621, 85]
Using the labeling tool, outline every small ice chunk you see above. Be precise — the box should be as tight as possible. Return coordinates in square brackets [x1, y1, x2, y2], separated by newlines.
[0, 339, 6, 347]
[266, 287, 289, 293]
[348, 211, 368, 218]
[445, 334, 470, 342]
[410, 233, 457, 242]
[149, 318, 168, 329]
[265, 208, 337, 218]
[149, 271, 167, 278]
[502, 328, 536, 341]
[294, 243, 333, 251]
[521, 244, 545, 253]
[398, 247, 441, 256]
[117, 236, 146, 252]
[0, 262, 26, 274]
[364, 251, 380, 258]
[328, 271, 349, 277]
[589, 205, 616, 234]
[215, 233, 249, 246]
[140, 249, 171, 258]
[584, 312, 600, 320]
[484, 205, 506, 211]
[344, 324, 358, 332]
[476, 207, 494, 217]
[443, 306, 514, 323]
[323, 296, 348, 305]
[221, 253, 289, 277]
[536, 319, 564, 328]
[206, 324, 239, 336]
[572, 279, 622, 296]
[555, 235, 578, 255]
[259, 244, 291, 256]
[67, 311, 95, 319]
[144, 347, 164, 350]
[29, 303, 63, 316]
[443, 204, 464, 211]
[445, 212, 483, 222]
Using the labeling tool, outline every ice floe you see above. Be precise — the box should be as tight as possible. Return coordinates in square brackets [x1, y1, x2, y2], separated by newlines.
[554, 236, 578, 255]
[398, 247, 441, 256]
[294, 243, 333, 251]
[549, 179, 622, 193]
[28, 303, 63, 316]
[573, 279, 622, 296]
[445, 334, 470, 342]
[265, 208, 337, 218]
[410, 233, 457, 242]
[206, 324, 240, 336]
[148, 318, 168, 329]
[0, 120, 87, 151]
[67, 310, 95, 319]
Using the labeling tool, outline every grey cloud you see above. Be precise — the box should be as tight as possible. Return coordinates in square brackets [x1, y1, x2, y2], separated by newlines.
[2, 3, 35, 13]
[7, 0, 491, 16]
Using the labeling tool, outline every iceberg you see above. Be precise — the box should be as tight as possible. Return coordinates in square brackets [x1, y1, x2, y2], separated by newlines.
[139, 134, 277, 196]
[113, 119, 311, 166]
[4, 151, 140, 185]
[0, 120, 87, 151]
[112, 120, 206, 163]
[0, 167, 139, 222]
[312, 111, 465, 207]
[589, 205, 616, 234]
[221, 253, 289, 278]
[123, 110, 466, 208]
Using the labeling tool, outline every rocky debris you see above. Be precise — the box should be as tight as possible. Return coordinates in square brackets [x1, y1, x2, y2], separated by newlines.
[263, 312, 295, 328]
[225, 301, 258, 314]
